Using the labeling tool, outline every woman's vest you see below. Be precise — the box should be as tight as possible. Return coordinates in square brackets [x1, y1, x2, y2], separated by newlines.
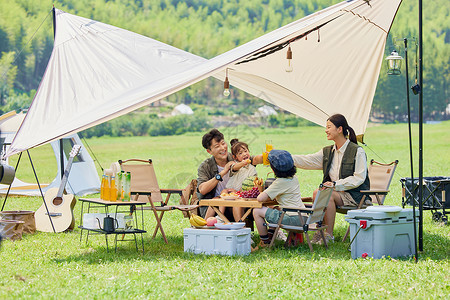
[322, 142, 370, 204]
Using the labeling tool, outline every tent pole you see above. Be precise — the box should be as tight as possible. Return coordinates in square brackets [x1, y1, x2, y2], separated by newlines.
[52, 6, 56, 39]
[403, 38, 418, 262]
[418, 0, 424, 252]
[27, 150, 56, 233]
[52, 6, 64, 180]
[0, 152, 23, 211]
[59, 140, 64, 180]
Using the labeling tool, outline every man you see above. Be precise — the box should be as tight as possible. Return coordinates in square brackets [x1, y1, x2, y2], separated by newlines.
[196, 129, 234, 218]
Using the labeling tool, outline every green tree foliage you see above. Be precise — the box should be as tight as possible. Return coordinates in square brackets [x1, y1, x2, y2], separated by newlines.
[0, 52, 18, 105]
[0, 0, 448, 135]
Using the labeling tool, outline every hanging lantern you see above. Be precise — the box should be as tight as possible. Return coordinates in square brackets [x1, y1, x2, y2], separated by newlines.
[385, 50, 403, 75]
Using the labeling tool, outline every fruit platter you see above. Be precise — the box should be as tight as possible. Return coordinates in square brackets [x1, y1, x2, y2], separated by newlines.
[236, 187, 260, 199]
[214, 222, 246, 230]
[220, 191, 240, 200]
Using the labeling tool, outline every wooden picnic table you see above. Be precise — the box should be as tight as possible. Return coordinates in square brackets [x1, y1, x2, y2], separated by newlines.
[199, 198, 278, 223]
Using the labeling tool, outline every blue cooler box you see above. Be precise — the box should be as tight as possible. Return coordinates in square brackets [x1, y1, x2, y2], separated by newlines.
[345, 206, 418, 259]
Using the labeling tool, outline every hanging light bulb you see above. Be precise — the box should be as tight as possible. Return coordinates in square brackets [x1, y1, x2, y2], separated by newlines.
[285, 45, 293, 72]
[223, 70, 230, 97]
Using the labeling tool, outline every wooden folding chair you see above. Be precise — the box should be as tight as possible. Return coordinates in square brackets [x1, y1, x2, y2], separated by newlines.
[337, 159, 398, 241]
[119, 159, 199, 243]
[268, 185, 334, 252]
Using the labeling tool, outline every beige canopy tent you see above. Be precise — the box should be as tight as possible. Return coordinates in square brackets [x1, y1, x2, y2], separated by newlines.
[5, 0, 402, 158]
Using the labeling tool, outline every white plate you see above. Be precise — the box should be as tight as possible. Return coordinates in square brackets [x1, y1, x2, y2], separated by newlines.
[214, 222, 246, 230]
[220, 195, 239, 200]
[193, 225, 216, 229]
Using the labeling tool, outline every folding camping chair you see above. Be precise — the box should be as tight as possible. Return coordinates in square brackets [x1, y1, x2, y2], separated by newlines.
[268, 185, 334, 252]
[119, 159, 199, 244]
[337, 159, 398, 241]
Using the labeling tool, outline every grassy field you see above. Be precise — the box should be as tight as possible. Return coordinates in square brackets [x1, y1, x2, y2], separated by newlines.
[1, 122, 449, 299]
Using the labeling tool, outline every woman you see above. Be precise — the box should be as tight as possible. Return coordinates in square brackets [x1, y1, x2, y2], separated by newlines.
[292, 114, 370, 244]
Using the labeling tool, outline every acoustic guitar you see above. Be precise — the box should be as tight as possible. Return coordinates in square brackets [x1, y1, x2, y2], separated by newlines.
[35, 145, 81, 232]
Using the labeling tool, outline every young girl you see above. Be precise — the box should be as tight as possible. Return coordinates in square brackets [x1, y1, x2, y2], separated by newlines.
[226, 138, 258, 221]
[226, 139, 258, 191]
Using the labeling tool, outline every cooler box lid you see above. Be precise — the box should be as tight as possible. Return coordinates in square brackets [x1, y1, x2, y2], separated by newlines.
[346, 206, 416, 221]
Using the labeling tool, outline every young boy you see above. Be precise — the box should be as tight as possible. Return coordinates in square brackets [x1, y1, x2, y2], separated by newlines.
[252, 149, 305, 249]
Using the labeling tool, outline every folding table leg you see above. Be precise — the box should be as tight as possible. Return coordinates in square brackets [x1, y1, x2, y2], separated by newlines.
[133, 233, 138, 252]
[105, 234, 109, 253]
[140, 232, 145, 254]
[239, 208, 253, 222]
[212, 206, 230, 223]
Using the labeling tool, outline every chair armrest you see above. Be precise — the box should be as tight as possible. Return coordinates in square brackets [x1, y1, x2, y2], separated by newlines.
[160, 188, 183, 194]
[360, 189, 389, 195]
[301, 197, 313, 202]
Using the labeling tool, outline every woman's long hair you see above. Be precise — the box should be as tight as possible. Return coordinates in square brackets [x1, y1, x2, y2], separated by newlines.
[327, 114, 357, 144]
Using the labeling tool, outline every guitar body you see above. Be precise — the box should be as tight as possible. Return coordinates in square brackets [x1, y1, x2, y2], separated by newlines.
[35, 188, 77, 232]
[34, 144, 81, 233]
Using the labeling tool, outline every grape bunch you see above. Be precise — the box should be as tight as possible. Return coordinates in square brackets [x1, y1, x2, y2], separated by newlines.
[236, 187, 260, 198]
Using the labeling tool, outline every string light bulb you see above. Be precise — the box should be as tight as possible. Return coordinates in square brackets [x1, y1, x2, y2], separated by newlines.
[285, 45, 293, 72]
[223, 70, 230, 97]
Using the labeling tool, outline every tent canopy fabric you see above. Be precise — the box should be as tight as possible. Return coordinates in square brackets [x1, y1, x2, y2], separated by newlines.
[5, 0, 402, 158]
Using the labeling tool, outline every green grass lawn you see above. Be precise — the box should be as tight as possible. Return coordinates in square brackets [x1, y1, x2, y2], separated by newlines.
[1, 122, 449, 299]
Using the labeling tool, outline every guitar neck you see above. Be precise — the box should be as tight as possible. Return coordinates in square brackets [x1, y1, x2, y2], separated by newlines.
[56, 146, 80, 197]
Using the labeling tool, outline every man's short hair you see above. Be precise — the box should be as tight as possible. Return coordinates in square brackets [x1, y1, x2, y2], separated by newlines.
[202, 129, 224, 149]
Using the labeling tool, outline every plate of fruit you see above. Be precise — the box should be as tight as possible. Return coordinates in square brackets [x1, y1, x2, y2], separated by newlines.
[236, 187, 260, 199]
[220, 191, 240, 200]
[214, 222, 246, 230]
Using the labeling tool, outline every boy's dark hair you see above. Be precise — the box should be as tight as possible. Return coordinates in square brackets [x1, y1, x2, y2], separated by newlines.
[230, 138, 249, 157]
[270, 163, 297, 178]
[202, 129, 224, 149]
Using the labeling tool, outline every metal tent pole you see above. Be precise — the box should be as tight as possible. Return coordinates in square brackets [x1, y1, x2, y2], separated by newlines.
[403, 38, 418, 262]
[52, 7, 65, 181]
[418, 0, 424, 252]
[27, 150, 56, 233]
